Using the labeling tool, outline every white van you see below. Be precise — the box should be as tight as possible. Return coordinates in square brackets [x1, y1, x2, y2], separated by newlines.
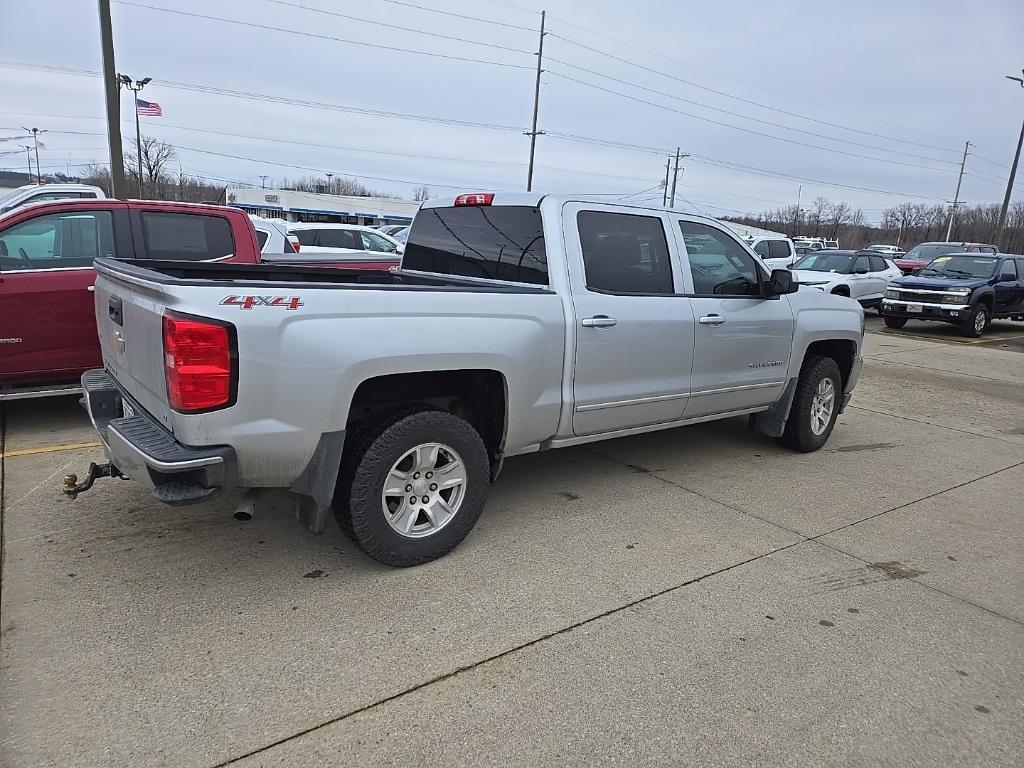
[746, 236, 798, 270]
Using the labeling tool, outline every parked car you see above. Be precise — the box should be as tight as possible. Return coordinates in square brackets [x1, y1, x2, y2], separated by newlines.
[866, 244, 904, 256]
[894, 241, 997, 276]
[71, 192, 864, 566]
[790, 250, 902, 309]
[249, 215, 297, 254]
[881, 253, 1024, 337]
[288, 222, 404, 256]
[377, 223, 411, 237]
[0, 199, 264, 400]
[0, 183, 106, 214]
[746, 235, 798, 270]
[391, 225, 410, 244]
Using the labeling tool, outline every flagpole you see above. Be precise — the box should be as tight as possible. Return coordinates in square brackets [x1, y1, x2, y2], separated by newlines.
[134, 96, 142, 198]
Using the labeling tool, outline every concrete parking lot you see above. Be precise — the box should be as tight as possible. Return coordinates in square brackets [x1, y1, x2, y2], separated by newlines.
[2, 324, 1023, 767]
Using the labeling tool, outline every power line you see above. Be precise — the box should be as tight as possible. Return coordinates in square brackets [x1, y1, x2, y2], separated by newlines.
[545, 70, 958, 173]
[545, 56, 957, 166]
[544, 18, 961, 147]
[112, 2, 532, 69]
[970, 152, 1011, 172]
[353, 0, 534, 30]
[260, 0, 532, 54]
[543, 131, 947, 200]
[0, 62, 528, 132]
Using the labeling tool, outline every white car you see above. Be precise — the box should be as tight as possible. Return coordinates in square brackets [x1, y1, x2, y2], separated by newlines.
[377, 223, 411, 237]
[249, 215, 299, 254]
[865, 244, 905, 256]
[0, 183, 106, 215]
[791, 250, 902, 310]
[287, 222, 404, 256]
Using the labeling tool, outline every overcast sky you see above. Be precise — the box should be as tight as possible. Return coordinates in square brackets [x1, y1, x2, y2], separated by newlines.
[1, 0, 1022, 222]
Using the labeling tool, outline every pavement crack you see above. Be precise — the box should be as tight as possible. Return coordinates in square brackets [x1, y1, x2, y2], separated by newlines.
[210, 539, 804, 767]
[848, 404, 1021, 446]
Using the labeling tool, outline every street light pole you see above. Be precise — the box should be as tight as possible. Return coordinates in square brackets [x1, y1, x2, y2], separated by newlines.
[259, 175, 269, 189]
[995, 70, 1024, 250]
[118, 74, 151, 198]
[22, 145, 33, 180]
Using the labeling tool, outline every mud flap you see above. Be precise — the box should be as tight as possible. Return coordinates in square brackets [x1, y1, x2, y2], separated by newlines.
[289, 430, 346, 534]
[748, 378, 798, 438]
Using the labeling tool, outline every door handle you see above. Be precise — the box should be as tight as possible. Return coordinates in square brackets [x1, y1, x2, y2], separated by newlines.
[698, 314, 726, 326]
[581, 315, 617, 328]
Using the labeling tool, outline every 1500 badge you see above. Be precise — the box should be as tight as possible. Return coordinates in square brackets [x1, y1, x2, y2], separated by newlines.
[220, 295, 304, 310]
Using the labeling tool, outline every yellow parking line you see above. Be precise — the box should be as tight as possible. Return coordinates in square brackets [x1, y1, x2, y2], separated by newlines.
[1, 441, 102, 459]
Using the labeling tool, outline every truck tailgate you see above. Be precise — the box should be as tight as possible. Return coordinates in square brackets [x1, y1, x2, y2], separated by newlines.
[93, 265, 176, 428]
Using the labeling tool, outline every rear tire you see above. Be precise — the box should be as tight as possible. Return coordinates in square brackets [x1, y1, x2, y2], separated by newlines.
[960, 304, 989, 338]
[883, 316, 907, 329]
[334, 408, 490, 567]
[780, 356, 842, 453]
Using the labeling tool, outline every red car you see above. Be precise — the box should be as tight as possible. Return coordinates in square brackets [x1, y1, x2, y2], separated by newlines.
[894, 241, 998, 275]
[0, 199, 399, 400]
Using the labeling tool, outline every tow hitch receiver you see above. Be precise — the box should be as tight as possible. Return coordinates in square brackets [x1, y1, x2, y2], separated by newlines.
[63, 462, 125, 499]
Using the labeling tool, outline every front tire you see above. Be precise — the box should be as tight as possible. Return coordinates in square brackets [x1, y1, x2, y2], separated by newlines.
[334, 409, 490, 567]
[960, 304, 989, 338]
[780, 356, 842, 452]
[883, 316, 907, 329]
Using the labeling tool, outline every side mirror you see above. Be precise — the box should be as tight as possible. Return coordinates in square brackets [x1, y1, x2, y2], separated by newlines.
[766, 269, 797, 297]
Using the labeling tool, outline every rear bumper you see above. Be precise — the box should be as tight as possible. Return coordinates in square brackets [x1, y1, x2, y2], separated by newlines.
[82, 369, 237, 503]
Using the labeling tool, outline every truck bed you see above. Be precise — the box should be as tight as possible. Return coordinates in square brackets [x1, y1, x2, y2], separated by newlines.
[98, 258, 553, 293]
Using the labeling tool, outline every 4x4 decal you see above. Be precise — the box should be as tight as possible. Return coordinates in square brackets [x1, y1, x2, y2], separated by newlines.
[220, 295, 304, 310]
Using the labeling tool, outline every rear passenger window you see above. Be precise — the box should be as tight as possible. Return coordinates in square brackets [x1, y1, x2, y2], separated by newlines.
[139, 212, 234, 261]
[317, 229, 361, 249]
[752, 240, 771, 258]
[294, 229, 318, 246]
[254, 230, 269, 250]
[870, 255, 888, 272]
[578, 211, 674, 294]
[768, 240, 791, 259]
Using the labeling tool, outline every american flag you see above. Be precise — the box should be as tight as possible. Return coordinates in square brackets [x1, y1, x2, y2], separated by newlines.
[136, 99, 162, 117]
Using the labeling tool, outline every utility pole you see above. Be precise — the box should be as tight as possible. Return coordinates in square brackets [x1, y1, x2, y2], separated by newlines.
[259, 174, 269, 189]
[662, 158, 671, 206]
[325, 171, 334, 193]
[98, 0, 126, 198]
[995, 70, 1024, 250]
[792, 184, 802, 235]
[668, 147, 689, 208]
[946, 140, 970, 241]
[118, 74, 152, 198]
[22, 127, 45, 184]
[22, 145, 33, 181]
[525, 10, 546, 192]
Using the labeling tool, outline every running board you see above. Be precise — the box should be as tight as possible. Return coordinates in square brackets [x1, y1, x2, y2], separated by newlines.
[0, 383, 83, 401]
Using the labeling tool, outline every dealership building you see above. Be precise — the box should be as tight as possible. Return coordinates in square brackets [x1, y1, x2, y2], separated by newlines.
[227, 188, 420, 226]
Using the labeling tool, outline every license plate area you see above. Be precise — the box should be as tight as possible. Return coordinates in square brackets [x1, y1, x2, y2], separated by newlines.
[907, 303, 923, 313]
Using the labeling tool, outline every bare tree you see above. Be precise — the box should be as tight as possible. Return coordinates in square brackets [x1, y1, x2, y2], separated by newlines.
[828, 201, 851, 238]
[809, 196, 830, 236]
[124, 135, 176, 198]
[412, 185, 432, 202]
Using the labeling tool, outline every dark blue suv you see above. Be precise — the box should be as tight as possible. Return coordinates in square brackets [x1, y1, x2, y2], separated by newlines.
[880, 253, 1024, 337]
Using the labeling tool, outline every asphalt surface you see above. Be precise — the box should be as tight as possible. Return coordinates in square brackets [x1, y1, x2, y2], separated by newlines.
[2, 327, 1023, 767]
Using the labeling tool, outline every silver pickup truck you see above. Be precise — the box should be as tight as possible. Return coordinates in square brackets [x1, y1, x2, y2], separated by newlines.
[72, 193, 863, 566]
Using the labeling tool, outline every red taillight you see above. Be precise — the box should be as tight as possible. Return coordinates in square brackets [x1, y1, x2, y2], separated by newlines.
[454, 193, 494, 206]
[162, 315, 234, 412]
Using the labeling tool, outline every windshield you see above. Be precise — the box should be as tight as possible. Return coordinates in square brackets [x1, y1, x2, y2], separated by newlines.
[918, 255, 998, 279]
[793, 252, 855, 273]
[0, 187, 26, 212]
[903, 244, 960, 262]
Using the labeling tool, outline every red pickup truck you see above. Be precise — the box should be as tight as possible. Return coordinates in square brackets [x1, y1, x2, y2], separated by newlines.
[0, 199, 398, 399]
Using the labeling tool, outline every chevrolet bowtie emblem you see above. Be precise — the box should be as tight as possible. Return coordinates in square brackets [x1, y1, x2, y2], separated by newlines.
[113, 331, 126, 353]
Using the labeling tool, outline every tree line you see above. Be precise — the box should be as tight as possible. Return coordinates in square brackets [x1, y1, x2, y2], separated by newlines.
[723, 196, 1024, 252]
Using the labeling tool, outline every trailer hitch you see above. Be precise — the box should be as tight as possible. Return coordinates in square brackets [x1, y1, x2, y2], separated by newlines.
[63, 462, 125, 499]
